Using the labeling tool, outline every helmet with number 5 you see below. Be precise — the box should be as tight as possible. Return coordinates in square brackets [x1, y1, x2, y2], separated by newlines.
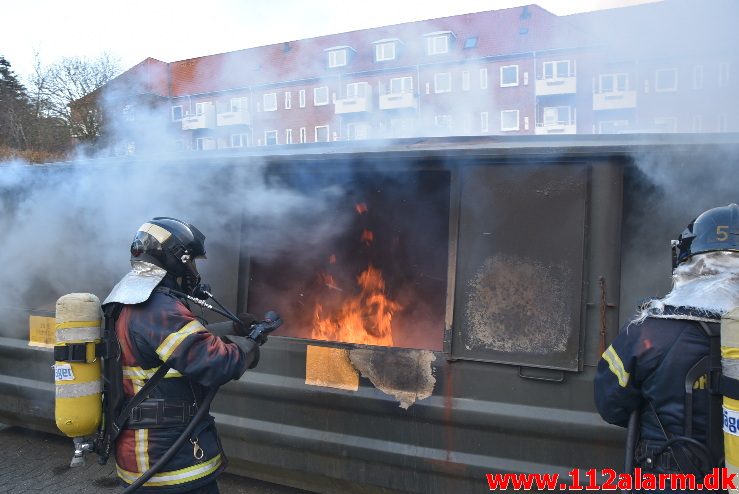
[672, 204, 739, 269]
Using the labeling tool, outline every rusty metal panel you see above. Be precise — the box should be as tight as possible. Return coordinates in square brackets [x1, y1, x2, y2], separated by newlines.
[451, 163, 588, 370]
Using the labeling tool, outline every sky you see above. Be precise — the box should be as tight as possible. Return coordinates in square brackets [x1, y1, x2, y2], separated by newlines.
[2, 0, 661, 82]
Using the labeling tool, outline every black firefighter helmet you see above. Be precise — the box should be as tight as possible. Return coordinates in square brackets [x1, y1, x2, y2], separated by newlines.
[672, 203, 739, 269]
[130, 217, 206, 293]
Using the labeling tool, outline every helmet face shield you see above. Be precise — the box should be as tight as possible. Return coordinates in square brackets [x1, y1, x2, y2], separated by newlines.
[130, 217, 207, 279]
[673, 204, 739, 268]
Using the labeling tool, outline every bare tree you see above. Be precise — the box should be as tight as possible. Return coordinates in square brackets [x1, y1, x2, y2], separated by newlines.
[31, 53, 121, 143]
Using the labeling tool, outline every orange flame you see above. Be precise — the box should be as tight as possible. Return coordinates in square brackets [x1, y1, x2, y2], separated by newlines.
[312, 266, 400, 346]
[360, 229, 374, 246]
[318, 272, 342, 292]
[355, 203, 368, 214]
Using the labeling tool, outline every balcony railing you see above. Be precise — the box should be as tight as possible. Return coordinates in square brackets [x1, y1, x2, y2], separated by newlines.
[535, 120, 577, 135]
[535, 76, 577, 95]
[182, 106, 216, 130]
[593, 90, 637, 110]
[378, 92, 418, 110]
[217, 109, 251, 126]
[335, 94, 373, 114]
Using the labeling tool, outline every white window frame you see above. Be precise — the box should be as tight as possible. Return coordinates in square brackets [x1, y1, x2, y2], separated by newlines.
[693, 65, 704, 90]
[328, 49, 347, 68]
[285, 128, 293, 144]
[195, 102, 211, 115]
[229, 97, 248, 112]
[434, 73, 452, 93]
[346, 122, 370, 140]
[461, 71, 470, 91]
[314, 86, 329, 106]
[500, 110, 520, 131]
[719, 63, 730, 87]
[195, 137, 215, 150]
[171, 105, 183, 121]
[264, 130, 278, 145]
[426, 35, 449, 55]
[543, 60, 571, 79]
[598, 73, 628, 93]
[299, 127, 307, 143]
[346, 82, 369, 99]
[598, 120, 629, 134]
[434, 114, 452, 129]
[479, 68, 488, 89]
[692, 115, 703, 133]
[655, 68, 678, 92]
[542, 106, 572, 126]
[480, 112, 489, 133]
[389, 77, 413, 94]
[231, 133, 248, 148]
[500, 65, 519, 87]
[263, 93, 277, 111]
[284, 92, 292, 109]
[315, 125, 330, 142]
[654, 116, 677, 132]
[375, 42, 396, 62]
[299, 90, 306, 108]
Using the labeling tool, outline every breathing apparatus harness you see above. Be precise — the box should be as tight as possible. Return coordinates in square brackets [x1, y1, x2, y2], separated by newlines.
[93, 287, 281, 494]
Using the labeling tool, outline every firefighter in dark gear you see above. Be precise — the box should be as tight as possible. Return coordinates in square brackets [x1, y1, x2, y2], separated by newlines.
[103, 217, 275, 493]
[594, 204, 739, 487]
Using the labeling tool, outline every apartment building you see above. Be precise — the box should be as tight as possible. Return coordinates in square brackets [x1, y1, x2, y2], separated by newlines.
[102, 0, 738, 153]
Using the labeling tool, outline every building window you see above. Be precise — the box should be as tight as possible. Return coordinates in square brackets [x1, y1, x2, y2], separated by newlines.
[464, 36, 478, 49]
[195, 137, 215, 150]
[171, 105, 183, 121]
[654, 117, 677, 132]
[285, 92, 292, 109]
[500, 65, 519, 87]
[122, 104, 135, 122]
[719, 63, 730, 87]
[315, 125, 329, 142]
[692, 115, 703, 132]
[390, 76, 413, 94]
[327, 48, 348, 68]
[346, 82, 369, 98]
[480, 112, 489, 133]
[347, 122, 370, 140]
[500, 110, 520, 131]
[264, 130, 278, 145]
[299, 89, 306, 108]
[434, 73, 452, 93]
[285, 128, 293, 144]
[655, 69, 678, 92]
[542, 106, 572, 126]
[543, 60, 572, 79]
[718, 114, 727, 132]
[299, 127, 307, 143]
[314, 87, 329, 106]
[390, 118, 414, 137]
[693, 66, 704, 89]
[263, 93, 277, 111]
[230, 97, 248, 112]
[231, 133, 248, 147]
[434, 115, 452, 129]
[426, 34, 451, 55]
[195, 102, 211, 115]
[461, 71, 470, 91]
[598, 73, 628, 93]
[479, 68, 488, 89]
[375, 41, 396, 62]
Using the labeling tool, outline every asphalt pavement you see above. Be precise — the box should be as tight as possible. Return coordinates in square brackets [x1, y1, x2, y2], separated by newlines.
[0, 425, 308, 494]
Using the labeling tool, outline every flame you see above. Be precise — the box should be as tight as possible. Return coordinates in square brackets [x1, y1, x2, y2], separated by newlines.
[360, 229, 374, 246]
[318, 272, 342, 292]
[355, 203, 368, 214]
[312, 265, 400, 346]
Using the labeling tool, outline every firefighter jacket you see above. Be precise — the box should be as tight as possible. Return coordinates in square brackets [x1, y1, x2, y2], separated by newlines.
[594, 315, 714, 444]
[114, 280, 257, 493]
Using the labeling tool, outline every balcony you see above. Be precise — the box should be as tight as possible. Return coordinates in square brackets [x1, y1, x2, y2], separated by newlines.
[217, 109, 251, 126]
[593, 90, 637, 111]
[535, 120, 577, 135]
[182, 106, 216, 130]
[536, 76, 577, 96]
[335, 94, 373, 114]
[379, 92, 418, 111]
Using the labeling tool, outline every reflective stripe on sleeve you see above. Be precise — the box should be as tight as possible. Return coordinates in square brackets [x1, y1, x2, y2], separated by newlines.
[117, 453, 223, 487]
[602, 346, 630, 387]
[122, 365, 183, 381]
[156, 320, 207, 362]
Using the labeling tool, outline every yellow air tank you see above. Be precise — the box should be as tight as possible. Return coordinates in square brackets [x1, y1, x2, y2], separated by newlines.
[722, 306, 739, 492]
[54, 293, 102, 439]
